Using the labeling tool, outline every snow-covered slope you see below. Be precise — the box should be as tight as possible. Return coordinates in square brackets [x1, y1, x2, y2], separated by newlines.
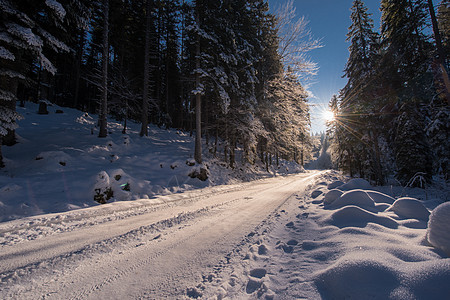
[0, 102, 303, 222]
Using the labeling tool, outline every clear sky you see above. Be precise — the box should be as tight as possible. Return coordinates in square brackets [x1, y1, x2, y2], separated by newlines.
[268, 0, 383, 133]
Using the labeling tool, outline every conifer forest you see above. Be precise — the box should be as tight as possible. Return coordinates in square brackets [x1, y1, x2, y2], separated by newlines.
[0, 0, 449, 185]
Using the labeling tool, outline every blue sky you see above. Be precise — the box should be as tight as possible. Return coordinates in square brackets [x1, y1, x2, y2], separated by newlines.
[268, 0, 383, 133]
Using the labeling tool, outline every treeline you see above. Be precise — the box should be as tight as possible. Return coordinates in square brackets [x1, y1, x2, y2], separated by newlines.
[0, 0, 317, 169]
[328, 0, 449, 186]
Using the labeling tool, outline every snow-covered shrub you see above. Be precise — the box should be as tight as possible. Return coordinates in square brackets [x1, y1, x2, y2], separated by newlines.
[388, 198, 430, 221]
[93, 171, 113, 204]
[188, 166, 208, 181]
[427, 202, 450, 255]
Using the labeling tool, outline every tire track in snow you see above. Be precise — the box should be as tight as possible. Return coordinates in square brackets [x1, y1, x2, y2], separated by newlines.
[0, 171, 325, 299]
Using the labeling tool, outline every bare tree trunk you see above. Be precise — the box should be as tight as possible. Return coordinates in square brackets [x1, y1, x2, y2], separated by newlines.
[194, 10, 202, 164]
[140, 0, 152, 137]
[98, 0, 109, 138]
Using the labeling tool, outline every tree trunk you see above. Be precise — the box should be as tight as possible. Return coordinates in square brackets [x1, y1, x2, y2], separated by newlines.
[230, 135, 236, 169]
[194, 10, 202, 164]
[98, 0, 109, 138]
[213, 125, 218, 157]
[140, 0, 152, 137]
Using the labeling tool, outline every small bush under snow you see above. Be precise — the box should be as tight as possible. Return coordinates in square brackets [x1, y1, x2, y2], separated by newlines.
[93, 171, 113, 204]
[427, 202, 450, 255]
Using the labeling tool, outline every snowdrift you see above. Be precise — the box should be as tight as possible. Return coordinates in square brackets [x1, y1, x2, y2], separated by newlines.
[310, 178, 450, 299]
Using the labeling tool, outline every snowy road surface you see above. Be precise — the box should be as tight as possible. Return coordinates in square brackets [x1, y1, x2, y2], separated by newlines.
[0, 170, 325, 299]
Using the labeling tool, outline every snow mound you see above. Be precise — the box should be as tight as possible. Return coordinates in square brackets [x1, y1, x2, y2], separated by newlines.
[328, 189, 376, 210]
[337, 178, 371, 191]
[314, 255, 400, 299]
[327, 205, 398, 229]
[366, 190, 395, 204]
[314, 253, 450, 299]
[35, 150, 72, 170]
[427, 202, 450, 255]
[388, 197, 430, 221]
[311, 189, 324, 199]
[323, 189, 343, 205]
[327, 180, 344, 189]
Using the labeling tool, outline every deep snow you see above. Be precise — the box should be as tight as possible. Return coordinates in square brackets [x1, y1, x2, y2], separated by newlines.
[198, 177, 450, 299]
[0, 103, 449, 299]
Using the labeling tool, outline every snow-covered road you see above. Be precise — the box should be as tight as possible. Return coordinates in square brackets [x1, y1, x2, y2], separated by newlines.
[0, 170, 325, 299]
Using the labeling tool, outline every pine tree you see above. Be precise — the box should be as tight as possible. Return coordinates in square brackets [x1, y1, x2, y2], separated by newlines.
[394, 102, 433, 185]
[0, 0, 88, 166]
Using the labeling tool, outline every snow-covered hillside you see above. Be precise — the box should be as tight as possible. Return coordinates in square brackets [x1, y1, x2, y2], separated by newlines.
[0, 102, 303, 222]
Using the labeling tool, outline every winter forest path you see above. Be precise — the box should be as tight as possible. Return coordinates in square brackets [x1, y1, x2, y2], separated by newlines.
[0, 170, 327, 299]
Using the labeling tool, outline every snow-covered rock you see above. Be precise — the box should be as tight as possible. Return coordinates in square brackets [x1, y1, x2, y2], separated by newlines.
[427, 202, 450, 255]
[388, 198, 430, 221]
[323, 189, 343, 205]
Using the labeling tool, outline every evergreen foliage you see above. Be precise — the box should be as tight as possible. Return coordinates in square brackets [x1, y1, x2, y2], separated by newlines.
[0, 0, 316, 171]
[328, 0, 448, 185]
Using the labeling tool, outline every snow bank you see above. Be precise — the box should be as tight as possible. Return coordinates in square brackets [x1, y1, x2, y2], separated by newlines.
[427, 202, 450, 255]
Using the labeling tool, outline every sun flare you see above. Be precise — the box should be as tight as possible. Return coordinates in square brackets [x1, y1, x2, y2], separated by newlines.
[323, 110, 335, 122]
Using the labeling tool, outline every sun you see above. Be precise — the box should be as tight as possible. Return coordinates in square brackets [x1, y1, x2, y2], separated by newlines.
[323, 110, 335, 122]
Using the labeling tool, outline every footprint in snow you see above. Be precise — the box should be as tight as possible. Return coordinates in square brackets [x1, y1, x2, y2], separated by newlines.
[287, 239, 299, 246]
[249, 268, 267, 279]
[246, 278, 262, 294]
[258, 244, 269, 255]
[285, 221, 295, 228]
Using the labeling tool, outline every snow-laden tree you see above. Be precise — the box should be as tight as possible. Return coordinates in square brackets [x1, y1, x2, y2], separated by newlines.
[0, 0, 89, 167]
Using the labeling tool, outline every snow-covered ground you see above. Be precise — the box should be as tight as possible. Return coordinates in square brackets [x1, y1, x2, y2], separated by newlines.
[0, 102, 302, 223]
[0, 103, 449, 299]
[197, 175, 450, 299]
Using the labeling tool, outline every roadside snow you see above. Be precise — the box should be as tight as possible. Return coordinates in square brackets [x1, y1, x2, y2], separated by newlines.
[198, 173, 450, 299]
